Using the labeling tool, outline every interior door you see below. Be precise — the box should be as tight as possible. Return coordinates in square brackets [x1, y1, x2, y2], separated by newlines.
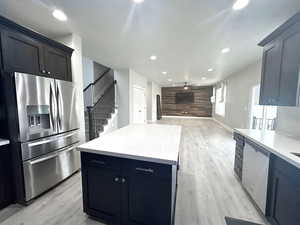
[55, 80, 79, 133]
[133, 86, 146, 124]
[156, 95, 162, 120]
[15, 73, 57, 142]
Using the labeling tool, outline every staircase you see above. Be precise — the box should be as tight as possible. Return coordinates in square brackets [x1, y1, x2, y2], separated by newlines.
[84, 68, 116, 141]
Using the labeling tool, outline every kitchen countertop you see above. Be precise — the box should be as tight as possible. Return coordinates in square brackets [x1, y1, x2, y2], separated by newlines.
[0, 138, 10, 146]
[235, 129, 300, 169]
[77, 124, 182, 165]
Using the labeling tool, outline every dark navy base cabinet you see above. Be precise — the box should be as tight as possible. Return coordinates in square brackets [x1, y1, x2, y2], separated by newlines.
[267, 156, 300, 225]
[0, 144, 14, 209]
[81, 152, 177, 225]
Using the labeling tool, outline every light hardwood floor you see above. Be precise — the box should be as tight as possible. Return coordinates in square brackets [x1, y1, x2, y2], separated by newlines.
[0, 118, 266, 225]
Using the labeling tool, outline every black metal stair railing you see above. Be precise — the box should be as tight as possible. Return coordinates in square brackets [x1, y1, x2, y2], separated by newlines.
[83, 68, 111, 93]
[86, 80, 116, 140]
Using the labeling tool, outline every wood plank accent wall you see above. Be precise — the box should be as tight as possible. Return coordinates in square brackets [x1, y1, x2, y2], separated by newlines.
[161, 86, 213, 117]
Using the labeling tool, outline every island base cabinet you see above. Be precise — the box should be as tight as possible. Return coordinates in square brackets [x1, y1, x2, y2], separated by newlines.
[81, 152, 176, 225]
[82, 165, 121, 224]
[267, 156, 300, 225]
[122, 174, 172, 225]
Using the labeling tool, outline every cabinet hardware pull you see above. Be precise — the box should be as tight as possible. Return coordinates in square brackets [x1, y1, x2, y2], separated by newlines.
[122, 178, 126, 183]
[41, 70, 46, 74]
[91, 160, 106, 165]
[114, 177, 119, 182]
[136, 168, 154, 173]
[47, 71, 51, 75]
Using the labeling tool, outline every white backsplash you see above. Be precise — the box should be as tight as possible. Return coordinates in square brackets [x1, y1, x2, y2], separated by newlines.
[276, 106, 300, 138]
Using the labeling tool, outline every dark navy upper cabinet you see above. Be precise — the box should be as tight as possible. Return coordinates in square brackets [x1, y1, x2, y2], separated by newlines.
[44, 46, 72, 81]
[1, 29, 44, 75]
[259, 41, 282, 105]
[259, 12, 300, 106]
[267, 156, 300, 225]
[278, 24, 300, 106]
[0, 16, 73, 81]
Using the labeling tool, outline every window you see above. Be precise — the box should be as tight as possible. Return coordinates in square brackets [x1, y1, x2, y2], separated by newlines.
[250, 85, 277, 130]
[215, 83, 226, 117]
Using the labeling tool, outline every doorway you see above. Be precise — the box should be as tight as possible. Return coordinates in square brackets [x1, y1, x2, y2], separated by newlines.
[250, 85, 277, 130]
[156, 95, 162, 120]
[133, 86, 146, 124]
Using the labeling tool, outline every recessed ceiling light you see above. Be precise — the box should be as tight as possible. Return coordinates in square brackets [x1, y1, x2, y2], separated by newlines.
[202, 77, 207, 80]
[233, 0, 250, 10]
[221, 48, 231, 54]
[150, 55, 157, 61]
[162, 71, 167, 75]
[208, 68, 213, 72]
[52, 9, 68, 21]
[167, 78, 172, 82]
[133, 0, 144, 3]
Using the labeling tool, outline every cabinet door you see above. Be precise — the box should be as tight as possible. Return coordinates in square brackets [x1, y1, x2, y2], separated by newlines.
[82, 165, 121, 224]
[268, 170, 300, 225]
[259, 41, 282, 105]
[278, 25, 300, 106]
[44, 46, 72, 81]
[0, 145, 14, 210]
[1, 29, 44, 75]
[122, 168, 172, 225]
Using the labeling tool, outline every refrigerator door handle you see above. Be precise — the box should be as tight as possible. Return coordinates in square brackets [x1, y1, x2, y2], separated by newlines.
[56, 84, 62, 130]
[49, 84, 55, 129]
[29, 152, 58, 165]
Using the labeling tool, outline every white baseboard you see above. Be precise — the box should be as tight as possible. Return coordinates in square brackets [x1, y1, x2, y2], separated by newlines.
[212, 118, 233, 133]
[162, 116, 213, 120]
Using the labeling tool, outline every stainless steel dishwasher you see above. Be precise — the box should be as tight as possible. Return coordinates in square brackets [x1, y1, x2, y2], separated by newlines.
[242, 141, 270, 214]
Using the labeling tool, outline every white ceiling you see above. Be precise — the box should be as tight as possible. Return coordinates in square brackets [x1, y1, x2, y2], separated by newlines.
[0, 0, 300, 86]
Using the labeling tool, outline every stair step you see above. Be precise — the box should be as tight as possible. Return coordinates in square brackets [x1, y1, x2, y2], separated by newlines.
[95, 119, 108, 125]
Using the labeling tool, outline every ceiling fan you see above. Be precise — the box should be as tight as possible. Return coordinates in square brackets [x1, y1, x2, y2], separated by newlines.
[170, 81, 199, 89]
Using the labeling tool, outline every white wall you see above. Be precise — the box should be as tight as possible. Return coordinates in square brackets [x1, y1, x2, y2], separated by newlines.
[55, 34, 86, 144]
[82, 56, 94, 88]
[82, 56, 94, 108]
[115, 69, 130, 128]
[213, 60, 262, 129]
[213, 59, 300, 138]
[276, 107, 300, 137]
[115, 69, 154, 127]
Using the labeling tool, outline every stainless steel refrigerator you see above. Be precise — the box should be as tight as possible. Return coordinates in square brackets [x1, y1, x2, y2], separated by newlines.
[14, 72, 80, 202]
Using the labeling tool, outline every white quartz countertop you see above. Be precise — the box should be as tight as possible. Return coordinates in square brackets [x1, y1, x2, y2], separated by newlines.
[77, 124, 182, 165]
[235, 129, 300, 169]
[0, 139, 10, 147]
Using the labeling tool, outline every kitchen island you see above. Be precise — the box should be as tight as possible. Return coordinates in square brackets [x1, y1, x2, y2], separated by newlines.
[77, 124, 182, 225]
